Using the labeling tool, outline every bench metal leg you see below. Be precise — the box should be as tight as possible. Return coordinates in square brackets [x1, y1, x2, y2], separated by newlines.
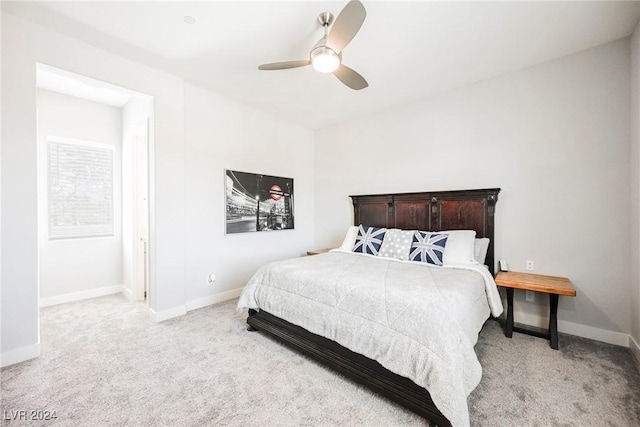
[505, 288, 514, 338]
[549, 294, 559, 350]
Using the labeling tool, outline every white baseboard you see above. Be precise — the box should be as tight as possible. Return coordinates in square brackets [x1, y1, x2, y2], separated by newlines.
[630, 335, 640, 365]
[149, 287, 243, 322]
[1, 343, 41, 368]
[513, 311, 630, 347]
[148, 305, 187, 322]
[121, 285, 134, 302]
[185, 287, 243, 312]
[40, 285, 125, 308]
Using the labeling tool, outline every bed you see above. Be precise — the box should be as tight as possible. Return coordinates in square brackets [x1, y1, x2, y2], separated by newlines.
[237, 188, 501, 427]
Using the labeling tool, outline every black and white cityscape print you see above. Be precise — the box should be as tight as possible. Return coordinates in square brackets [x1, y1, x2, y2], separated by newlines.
[225, 170, 294, 234]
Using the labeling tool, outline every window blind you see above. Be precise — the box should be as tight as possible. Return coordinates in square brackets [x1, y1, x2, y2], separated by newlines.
[47, 138, 114, 239]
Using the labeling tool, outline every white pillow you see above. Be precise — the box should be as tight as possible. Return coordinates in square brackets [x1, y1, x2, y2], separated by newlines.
[441, 230, 477, 265]
[474, 238, 490, 265]
[339, 225, 359, 251]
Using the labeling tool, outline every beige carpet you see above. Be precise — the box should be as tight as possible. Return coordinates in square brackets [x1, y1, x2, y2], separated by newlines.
[1, 294, 639, 426]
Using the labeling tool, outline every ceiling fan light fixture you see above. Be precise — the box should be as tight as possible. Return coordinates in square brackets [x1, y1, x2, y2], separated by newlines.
[310, 46, 340, 73]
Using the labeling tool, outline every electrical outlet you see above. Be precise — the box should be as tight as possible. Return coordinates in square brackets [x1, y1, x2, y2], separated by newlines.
[525, 291, 535, 302]
[526, 260, 534, 271]
[207, 274, 216, 286]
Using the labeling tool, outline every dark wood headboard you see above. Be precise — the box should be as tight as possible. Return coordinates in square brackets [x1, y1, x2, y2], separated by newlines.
[350, 188, 501, 275]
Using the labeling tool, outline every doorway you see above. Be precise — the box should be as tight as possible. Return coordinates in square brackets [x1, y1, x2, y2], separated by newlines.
[36, 63, 153, 308]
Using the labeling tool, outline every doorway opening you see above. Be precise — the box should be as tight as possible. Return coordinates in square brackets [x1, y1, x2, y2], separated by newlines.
[36, 63, 153, 309]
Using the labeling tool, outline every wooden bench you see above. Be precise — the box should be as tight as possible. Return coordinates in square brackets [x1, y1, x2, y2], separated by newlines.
[495, 271, 576, 350]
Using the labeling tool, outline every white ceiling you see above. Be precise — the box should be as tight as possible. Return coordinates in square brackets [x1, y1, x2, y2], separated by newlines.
[4, 1, 640, 129]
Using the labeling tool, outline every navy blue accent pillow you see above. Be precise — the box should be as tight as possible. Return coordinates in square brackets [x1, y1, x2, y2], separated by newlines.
[352, 225, 387, 256]
[409, 231, 448, 265]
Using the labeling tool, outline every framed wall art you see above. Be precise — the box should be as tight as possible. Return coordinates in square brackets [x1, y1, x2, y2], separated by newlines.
[225, 170, 294, 234]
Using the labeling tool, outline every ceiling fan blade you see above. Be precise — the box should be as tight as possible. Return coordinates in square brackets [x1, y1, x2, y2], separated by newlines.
[326, 0, 366, 54]
[258, 60, 310, 71]
[333, 64, 368, 90]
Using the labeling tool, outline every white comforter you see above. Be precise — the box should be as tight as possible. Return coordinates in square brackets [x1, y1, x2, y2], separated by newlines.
[237, 251, 503, 427]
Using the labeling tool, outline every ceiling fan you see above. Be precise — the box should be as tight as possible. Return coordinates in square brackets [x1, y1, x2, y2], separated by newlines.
[258, 0, 368, 91]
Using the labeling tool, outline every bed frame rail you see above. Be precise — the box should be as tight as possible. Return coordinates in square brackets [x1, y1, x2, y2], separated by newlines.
[248, 309, 451, 426]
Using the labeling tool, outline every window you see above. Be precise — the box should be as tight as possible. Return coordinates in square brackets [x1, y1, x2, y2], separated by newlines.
[47, 137, 114, 239]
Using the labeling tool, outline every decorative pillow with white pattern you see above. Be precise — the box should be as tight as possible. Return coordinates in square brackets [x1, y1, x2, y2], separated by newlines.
[409, 231, 449, 265]
[353, 225, 387, 256]
[378, 229, 414, 260]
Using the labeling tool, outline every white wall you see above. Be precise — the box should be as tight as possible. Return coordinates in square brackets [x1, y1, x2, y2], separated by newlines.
[1, 10, 185, 365]
[2, 12, 41, 364]
[0, 5, 5, 368]
[184, 83, 314, 309]
[37, 89, 123, 300]
[630, 21, 640, 362]
[315, 39, 632, 344]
